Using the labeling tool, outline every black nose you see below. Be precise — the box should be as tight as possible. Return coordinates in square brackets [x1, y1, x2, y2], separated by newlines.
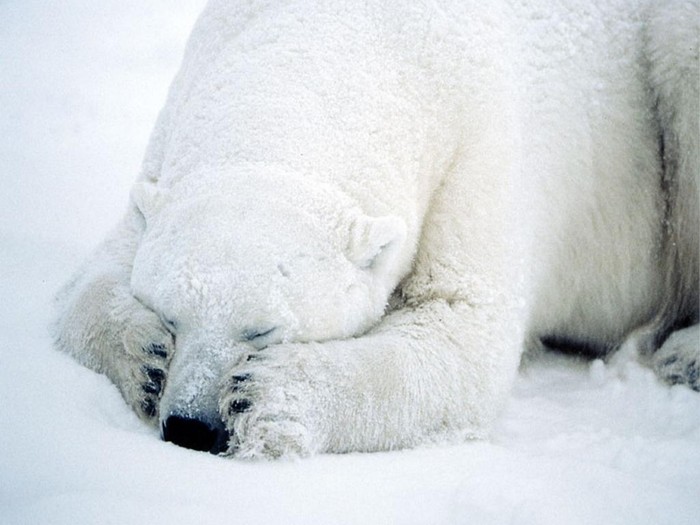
[162, 415, 228, 454]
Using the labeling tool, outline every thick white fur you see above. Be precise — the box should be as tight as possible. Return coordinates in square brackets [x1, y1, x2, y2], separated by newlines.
[54, 0, 699, 458]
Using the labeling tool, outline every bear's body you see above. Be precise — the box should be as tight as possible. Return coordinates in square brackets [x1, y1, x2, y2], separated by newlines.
[54, 0, 699, 458]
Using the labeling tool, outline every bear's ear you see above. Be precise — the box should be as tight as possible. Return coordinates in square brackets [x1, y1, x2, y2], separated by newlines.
[347, 215, 406, 271]
[130, 181, 168, 221]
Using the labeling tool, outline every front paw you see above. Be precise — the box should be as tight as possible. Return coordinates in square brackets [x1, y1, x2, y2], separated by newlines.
[219, 346, 324, 459]
[115, 309, 174, 421]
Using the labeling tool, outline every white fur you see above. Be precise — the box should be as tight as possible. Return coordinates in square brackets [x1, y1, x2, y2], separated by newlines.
[54, 0, 699, 458]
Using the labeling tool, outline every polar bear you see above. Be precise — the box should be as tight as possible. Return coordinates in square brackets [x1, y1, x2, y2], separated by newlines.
[53, 0, 699, 458]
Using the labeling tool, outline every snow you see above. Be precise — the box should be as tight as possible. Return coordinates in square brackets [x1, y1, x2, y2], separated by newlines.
[1, 1, 699, 523]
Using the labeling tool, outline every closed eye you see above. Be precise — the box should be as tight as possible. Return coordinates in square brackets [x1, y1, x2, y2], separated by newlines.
[242, 327, 277, 342]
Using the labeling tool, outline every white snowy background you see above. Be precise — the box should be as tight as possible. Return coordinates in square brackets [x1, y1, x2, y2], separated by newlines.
[1, 1, 699, 524]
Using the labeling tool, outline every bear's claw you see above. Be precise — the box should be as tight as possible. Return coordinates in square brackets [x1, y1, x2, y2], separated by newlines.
[228, 374, 251, 391]
[228, 399, 252, 414]
[140, 397, 158, 418]
[141, 365, 165, 395]
[225, 374, 253, 415]
[143, 342, 169, 359]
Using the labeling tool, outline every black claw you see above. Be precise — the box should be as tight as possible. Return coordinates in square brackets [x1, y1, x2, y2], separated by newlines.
[143, 366, 165, 383]
[246, 352, 264, 362]
[142, 381, 161, 395]
[229, 374, 251, 392]
[141, 366, 165, 396]
[144, 343, 168, 359]
[141, 397, 157, 418]
[686, 362, 699, 384]
[228, 399, 252, 415]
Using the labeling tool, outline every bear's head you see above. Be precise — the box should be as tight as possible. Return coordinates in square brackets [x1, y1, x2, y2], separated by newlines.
[129, 169, 407, 450]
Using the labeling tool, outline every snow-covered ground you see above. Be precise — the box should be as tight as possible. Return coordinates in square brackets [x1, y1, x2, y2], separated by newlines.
[1, 2, 699, 523]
